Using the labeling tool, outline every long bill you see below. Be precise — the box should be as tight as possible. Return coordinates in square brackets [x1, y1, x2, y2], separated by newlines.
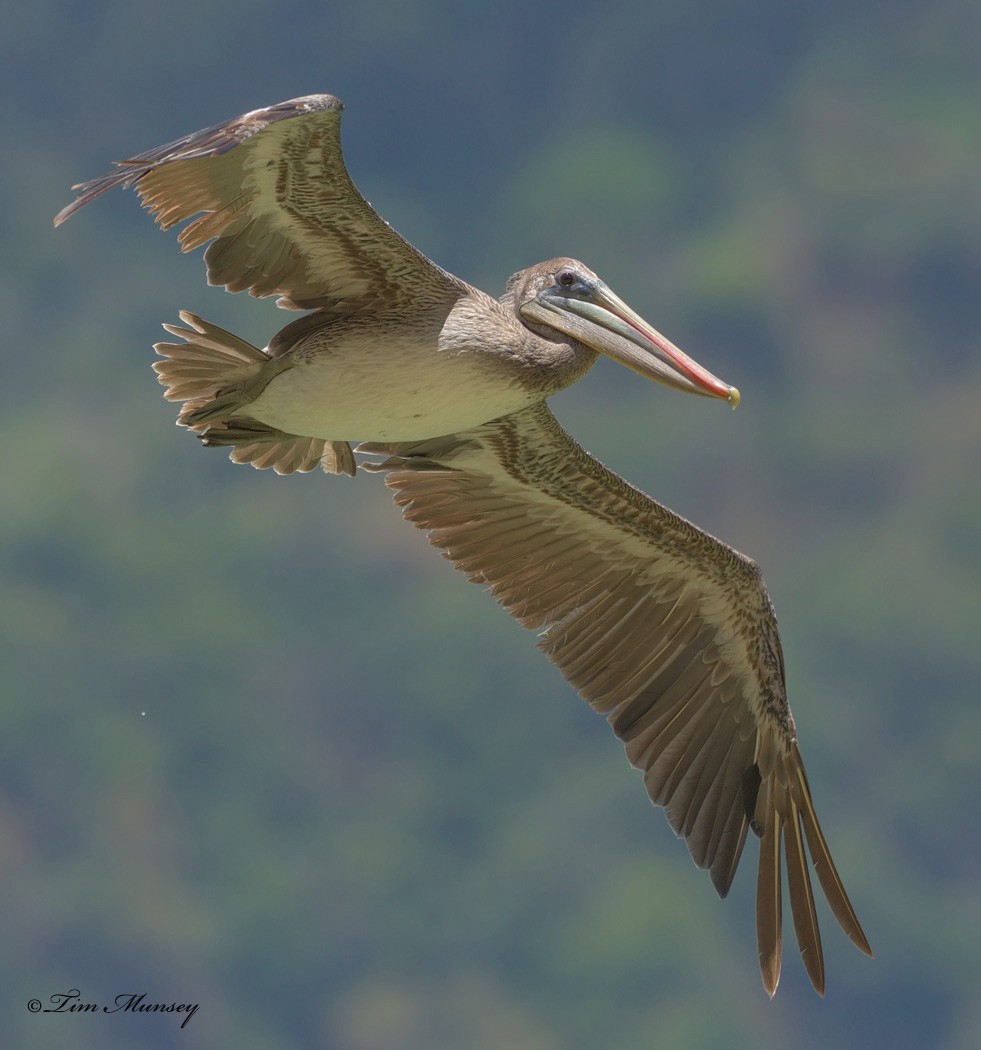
[528, 283, 740, 406]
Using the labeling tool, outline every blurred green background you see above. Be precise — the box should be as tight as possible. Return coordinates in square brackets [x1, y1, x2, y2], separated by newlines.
[4, 1, 980, 1047]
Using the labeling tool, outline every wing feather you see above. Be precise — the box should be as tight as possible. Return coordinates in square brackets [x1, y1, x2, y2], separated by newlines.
[757, 790, 783, 997]
[362, 400, 870, 994]
[55, 94, 461, 312]
[782, 783, 826, 994]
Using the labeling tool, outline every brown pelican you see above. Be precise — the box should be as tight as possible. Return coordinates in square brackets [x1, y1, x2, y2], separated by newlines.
[55, 94, 871, 995]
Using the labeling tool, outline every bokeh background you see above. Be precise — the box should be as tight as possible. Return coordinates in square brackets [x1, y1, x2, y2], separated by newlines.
[4, 2, 980, 1048]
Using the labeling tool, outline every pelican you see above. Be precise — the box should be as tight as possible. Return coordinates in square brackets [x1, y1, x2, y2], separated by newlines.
[55, 94, 871, 995]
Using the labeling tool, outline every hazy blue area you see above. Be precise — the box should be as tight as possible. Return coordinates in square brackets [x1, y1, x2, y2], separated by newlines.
[4, 2, 980, 1048]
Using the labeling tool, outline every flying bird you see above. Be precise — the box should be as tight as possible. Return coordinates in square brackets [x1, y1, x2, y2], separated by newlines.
[55, 94, 871, 995]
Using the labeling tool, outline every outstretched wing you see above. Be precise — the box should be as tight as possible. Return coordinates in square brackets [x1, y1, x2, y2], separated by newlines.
[54, 94, 461, 312]
[361, 401, 871, 996]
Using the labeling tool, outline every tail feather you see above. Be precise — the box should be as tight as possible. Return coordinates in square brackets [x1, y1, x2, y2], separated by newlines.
[152, 312, 356, 476]
[153, 311, 269, 407]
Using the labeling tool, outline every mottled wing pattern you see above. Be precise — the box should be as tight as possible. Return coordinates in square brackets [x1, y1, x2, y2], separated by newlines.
[55, 95, 461, 312]
[361, 401, 871, 995]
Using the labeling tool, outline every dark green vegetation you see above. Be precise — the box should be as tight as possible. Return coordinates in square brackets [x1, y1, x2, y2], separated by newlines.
[4, 2, 980, 1047]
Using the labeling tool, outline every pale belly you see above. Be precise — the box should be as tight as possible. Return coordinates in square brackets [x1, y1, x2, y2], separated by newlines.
[246, 339, 541, 442]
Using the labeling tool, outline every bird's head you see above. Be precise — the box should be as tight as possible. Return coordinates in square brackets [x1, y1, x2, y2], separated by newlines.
[506, 258, 739, 406]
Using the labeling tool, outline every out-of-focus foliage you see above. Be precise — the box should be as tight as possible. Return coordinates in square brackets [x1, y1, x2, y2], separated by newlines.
[3, 2, 980, 1048]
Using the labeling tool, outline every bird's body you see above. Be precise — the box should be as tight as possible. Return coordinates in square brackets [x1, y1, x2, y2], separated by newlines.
[56, 94, 871, 995]
[239, 292, 590, 442]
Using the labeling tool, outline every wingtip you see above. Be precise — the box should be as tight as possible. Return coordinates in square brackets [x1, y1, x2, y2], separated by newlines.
[855, 933, 875, 959]
[791, 759, 873, 962]
[800, 946, 826, 997]
[760, 956, 780, 999]
[52, 201, 75, 228]
[756, 798, 783, 998]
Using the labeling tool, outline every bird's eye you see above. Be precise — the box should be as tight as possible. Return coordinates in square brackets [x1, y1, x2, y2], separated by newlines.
[556, 270, 577, 288]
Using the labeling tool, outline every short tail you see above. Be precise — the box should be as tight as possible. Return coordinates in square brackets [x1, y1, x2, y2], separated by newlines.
[153, 311, 269, 424]
[153, 312, 355, 476]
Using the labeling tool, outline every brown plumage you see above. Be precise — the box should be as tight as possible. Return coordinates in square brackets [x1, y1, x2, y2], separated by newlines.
[56, 94, 871, 994]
